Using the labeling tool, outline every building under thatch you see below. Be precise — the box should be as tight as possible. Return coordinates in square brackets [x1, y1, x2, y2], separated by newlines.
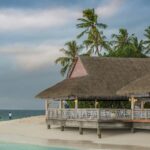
[36, 56, 150, 137]
[36, 56, 150, 100]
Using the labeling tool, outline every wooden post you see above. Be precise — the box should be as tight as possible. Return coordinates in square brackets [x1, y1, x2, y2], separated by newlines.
[140, 101, 144, 118]
[61, 121, 65, 131]
[60, 100, 65, 131]
[130, 96, 136, 120]
[97, 101, 102, 138]
[141, 101, 145, 110]
[97, 122, 102, 138]
[79, 121, 83, 135]
[75, 99, 78, 109]
[46, 99, 51, 129]
[130, 96, 136, 133]
[47, 124, 51, 129]
[75, 98, 78, 119]
[45, 100, 48, 119]
[60, 100, 63, 119]
[98, 108, 101, 121]
[95, 100, 98, 108]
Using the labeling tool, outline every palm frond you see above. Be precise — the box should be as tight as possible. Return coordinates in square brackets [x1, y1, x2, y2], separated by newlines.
[77, 29, 88, 38]
[60, 64, 70, 76]
[97, 23, 107, 29]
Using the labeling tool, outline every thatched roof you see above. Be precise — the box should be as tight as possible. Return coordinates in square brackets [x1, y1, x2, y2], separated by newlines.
[117, 73, 150, 97]
[36, 56, 150, 100]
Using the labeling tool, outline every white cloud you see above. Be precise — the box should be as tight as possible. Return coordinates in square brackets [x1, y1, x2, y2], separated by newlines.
[96, 0, 124, 18]
[0, 8, 80, 32]
[0, 1, 124, 32]
[0, 43, 63, 71]
[0, 1, 125, 72]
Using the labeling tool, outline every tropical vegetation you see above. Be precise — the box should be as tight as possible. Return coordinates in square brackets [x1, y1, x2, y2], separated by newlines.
[76, 8, 109, 55]
[56, 8, 150, 77]
[54, 8, 150, 108]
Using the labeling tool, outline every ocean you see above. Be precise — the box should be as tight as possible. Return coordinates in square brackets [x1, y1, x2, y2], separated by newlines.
[0, 110, 45, 121]
[0, 143, 76, 150]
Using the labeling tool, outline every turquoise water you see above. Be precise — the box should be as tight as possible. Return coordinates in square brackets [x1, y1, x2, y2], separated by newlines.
[0, 143, 76, 150]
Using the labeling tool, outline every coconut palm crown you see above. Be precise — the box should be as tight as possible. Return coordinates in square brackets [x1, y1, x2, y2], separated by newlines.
[76, 8, 108, 55]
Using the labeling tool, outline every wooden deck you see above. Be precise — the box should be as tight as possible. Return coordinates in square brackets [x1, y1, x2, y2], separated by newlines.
[125, 119, 150, 123]
[46, 108, 150, 138]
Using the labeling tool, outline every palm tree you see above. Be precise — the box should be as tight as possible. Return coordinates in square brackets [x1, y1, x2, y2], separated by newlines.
[144, 26, 150, 54]
[111, 28, 134, 50]
[106, 35, 146, 58]
[130, 36, 146, 57]
[55, 41, 83, 76]
[83, 29, 110, 55]
[76, 8, 108, 55]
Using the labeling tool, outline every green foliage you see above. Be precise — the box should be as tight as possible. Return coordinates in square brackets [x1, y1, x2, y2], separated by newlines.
[99, 101, 131, 109]
[111, 28, 133, 50]
[66, 100, 131, 109]
[106, 28, 147, 58]
[77, 8, 109, 55]
[56, 8, 150, 77]
[144, 102, 150, 108]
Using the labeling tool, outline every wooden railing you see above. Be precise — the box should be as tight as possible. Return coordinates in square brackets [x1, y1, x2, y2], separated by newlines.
[47, 108, 128, 120]
[133, 109, 150, 119]
[100, 109, 131, 120]
[47, 108, 150, 120]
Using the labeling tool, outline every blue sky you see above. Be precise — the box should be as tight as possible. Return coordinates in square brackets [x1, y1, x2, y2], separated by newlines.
[0, 0, 149, 110]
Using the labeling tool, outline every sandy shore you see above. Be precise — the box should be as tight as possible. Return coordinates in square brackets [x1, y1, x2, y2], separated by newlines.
[0, 116, 150, 150]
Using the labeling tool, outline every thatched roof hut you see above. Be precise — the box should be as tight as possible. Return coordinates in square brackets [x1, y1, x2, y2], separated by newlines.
[36, 56, 150, 100]
[117, 73, 150, 97]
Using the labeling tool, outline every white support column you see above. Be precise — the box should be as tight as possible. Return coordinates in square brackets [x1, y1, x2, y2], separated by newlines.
[129, 96, 137, 133]
[59, 100, 64, 109]
[141, 101, 145, 110]
[60, 99, 65, 131]
[45, 100, 48, 118]
[130, 96, 136, 120]
[59, 100, 64, 119]
[75, 98, 78, 119]
[75, 99, 78, 109]
[95, 100, 99, 120]
[141, 101, 145, 118]
[95, 100, 98, 108]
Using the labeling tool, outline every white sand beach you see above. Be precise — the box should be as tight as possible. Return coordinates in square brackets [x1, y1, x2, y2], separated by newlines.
[0, 116, 150, 150]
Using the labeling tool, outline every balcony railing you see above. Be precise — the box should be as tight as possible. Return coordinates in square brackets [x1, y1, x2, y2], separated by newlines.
[47, 108, 150, 120]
